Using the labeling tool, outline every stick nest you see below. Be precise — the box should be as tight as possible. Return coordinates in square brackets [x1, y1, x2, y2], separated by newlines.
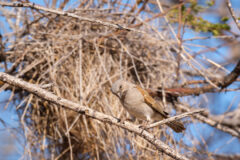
[2, 5, 190, 160]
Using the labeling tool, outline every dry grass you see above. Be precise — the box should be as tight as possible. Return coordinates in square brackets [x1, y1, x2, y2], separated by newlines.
[0, 0, 239, 159]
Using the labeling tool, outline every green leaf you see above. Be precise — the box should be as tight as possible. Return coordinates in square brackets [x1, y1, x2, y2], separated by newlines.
[206, 0, 215, 6]
[221, 17, 229, 22]
[212, 30, 220, 36]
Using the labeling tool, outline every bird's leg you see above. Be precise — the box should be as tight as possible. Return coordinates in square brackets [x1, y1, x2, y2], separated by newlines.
[120, 113, 135, 124]
[138, 116, 152, 129]
[125, 113, 135, 122]
[138, 120, 151, 135]
[116, 112, 134, 124]
[138, 120, 150, 129]
[118, 117, 128, 124]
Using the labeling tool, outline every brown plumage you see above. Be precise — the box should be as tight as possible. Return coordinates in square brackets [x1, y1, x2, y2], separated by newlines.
[111, 80, 185, 133]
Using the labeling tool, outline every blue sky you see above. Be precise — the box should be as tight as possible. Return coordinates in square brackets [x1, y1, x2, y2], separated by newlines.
[0, 0, 240, 159]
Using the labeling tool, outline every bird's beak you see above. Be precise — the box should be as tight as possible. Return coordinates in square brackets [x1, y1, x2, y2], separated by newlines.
[116, 91, 122, 98]
[113, 91, 121, 98]
[111, 89, 121, 98]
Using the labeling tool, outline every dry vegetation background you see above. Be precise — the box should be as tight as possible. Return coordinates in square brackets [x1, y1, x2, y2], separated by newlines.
[0, 0, 240, 159]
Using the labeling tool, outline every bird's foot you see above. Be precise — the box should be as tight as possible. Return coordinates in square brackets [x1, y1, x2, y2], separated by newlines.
[138, 121, 150, 135]
[138, 124, 147, 129]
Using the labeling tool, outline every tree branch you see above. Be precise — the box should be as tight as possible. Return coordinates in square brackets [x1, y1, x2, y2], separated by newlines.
[220, 60, 240, 88]
[0, 72, 189, 160]
[149, 59, 240, 98]
[226, 0, 240, 30]
[147, 109, 204, 129]
[0, 2, 141, 33]
[176, 103, 240, 138]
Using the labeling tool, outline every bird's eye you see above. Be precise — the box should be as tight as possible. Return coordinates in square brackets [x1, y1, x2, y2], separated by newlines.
[119, 85, 122, 89]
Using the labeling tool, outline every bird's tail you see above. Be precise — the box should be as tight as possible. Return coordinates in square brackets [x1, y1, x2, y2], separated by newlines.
[167, 121, 185, 133]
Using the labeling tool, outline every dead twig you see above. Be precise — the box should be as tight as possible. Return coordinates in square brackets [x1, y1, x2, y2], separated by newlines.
[0, 72, 189, 160]
[147, 109, 205, 129]
[226, 0, 240, 30]
[0, 1, 142, 34]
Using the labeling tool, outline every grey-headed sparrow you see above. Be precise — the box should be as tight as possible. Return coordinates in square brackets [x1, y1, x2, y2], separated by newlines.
[111, 80, 185, 133]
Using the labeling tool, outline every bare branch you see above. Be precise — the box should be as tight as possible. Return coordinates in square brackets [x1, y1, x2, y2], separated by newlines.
[0, 1, 141, 33]
[212, 153, 240, 160]
[226, 0, 240, 30]
[220, 59, 240, 88]
[147, 109, 204, 129]
[0, 72, 189, 160]
[149, 59, 240, 98]
[176, 103, 240, 138]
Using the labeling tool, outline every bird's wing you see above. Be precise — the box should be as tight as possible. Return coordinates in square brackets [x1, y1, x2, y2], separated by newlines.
[136, 86, 168, 118]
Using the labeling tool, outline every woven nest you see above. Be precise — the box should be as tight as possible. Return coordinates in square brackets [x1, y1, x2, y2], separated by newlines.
[3, 8, 189, 160]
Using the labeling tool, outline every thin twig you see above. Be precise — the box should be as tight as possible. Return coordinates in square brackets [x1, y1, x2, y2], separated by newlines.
[150, 59, 240, 98]
[147, 109, 205, 129]
[176, 103, 240, 138]
[226, 0, 240, 30]
[0, 1, 143, 34]
[0, 72, 189, 160]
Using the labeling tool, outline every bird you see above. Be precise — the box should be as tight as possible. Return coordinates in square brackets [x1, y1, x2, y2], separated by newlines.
[111, 79, 185, 133]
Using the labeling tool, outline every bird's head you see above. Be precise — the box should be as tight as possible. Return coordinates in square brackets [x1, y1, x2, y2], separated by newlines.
[111, 80, 131, 99]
